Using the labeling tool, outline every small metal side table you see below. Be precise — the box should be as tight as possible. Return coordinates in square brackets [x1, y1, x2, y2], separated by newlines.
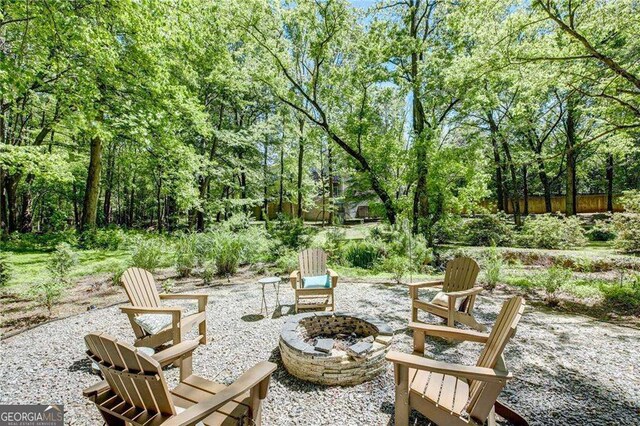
[258, 276, 282, 315]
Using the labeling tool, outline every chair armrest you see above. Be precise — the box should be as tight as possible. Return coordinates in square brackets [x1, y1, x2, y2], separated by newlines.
[159, 293, 208, 301]
[152, 338, 201, 366]
[407, 280, 443, 288]
[327, 268, 339, 288]
[290, 270, 299, 289]
[120, 306, 183, 315]
[409, 322, 489, 343]
[163, 361, 277, 426]
[83, 380, 110, 397]
[444, 286, 483, 298]
[386, 351, 511, 383]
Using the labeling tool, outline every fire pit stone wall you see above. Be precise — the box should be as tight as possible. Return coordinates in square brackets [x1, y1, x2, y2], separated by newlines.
[279, 312, 394, 386]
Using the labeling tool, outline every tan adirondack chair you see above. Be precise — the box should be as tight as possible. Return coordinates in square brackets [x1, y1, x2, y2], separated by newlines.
[408, 256, 486, 331]
[83, 332, 276, 426]
[289, 248, 339, 313]
[387, 296, 528, 426]
[120, 267, 207, 349]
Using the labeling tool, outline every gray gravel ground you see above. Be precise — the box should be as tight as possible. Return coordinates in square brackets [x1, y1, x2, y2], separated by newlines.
[1, 281, 639, 425]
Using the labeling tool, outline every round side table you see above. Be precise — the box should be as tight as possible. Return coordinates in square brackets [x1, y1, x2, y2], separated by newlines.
[258, 276, 282, 315]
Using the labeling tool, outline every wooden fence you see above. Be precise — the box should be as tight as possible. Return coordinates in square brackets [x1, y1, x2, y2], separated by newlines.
[481, 194, 624, 214]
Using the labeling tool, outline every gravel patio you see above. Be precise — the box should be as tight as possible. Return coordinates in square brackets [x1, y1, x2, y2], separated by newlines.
[1, 281, 639, 425]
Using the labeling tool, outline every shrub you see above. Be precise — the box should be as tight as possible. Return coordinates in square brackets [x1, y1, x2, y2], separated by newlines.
[613, 191, 640, 254]
[274, 249, 299, 274]
[79, 228, 126, 250]
[483, 244, 502, 291]
[463, 213, 512, 246]
[517, 214, 587, 249]
[30, 280, 66, 316]
[431, 216, 463, 244]
[0, 251, 11, 288]
[112, 266, 126, 286]
[131, 237, 164, 271]
[267, 215, 314, 250]
[201, 262, 216, 285]
[238, 226, 270, 264]
[223, 212, 252, 232]
[538, 266, 572, 304]
[322, 228, 346, 258]
[408, 234, 433, 273]
[161, 278, 175, 293]
[600, 275, 640, 314]
[587, 219, 616, 242]
[47, 242, 78, 283]
[342, 240, 384, 269]
[614, 214, 640, 254]
[174, 234, 199, 277]
[382, 255, 411, 284]
[206, 232, 243, 276]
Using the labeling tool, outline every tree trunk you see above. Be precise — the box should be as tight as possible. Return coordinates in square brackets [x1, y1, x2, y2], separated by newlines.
[327, 144, 334, 225]
[565, 96, 577, 216]
[278, 146, 284, 214]
[103, 143, 115, 226]
[522, 166, 529, 216]
[156, 175, 162, 232]
[0, 170, 6, 235]
[409, 2, 429, 235]
[262, 137, 268, 221]
[297, 118, 304, 219]
[491, 132, 505, 212]
[81, 135, 103, 230]
[606, 154, 614, 212]
[5, 175, 18, 233]
[18, 174, 35, 232]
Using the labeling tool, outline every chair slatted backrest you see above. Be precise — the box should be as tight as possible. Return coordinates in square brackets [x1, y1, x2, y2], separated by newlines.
[121, 267, 161, 307]
[85, 332, 175, 423]
[442, 257, 480, 293]
[467, 296, 525, 417]
[298, 248, 327, 278]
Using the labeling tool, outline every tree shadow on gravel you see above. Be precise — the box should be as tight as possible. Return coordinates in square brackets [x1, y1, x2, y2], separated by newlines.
[506, 362, 640, 424]
[68, 358, 93, 374]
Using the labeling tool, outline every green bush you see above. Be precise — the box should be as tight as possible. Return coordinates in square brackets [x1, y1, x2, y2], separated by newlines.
[174, 234, 199, 277]
[223, 212, 252, 232]
[600, 275, 640, 314]
[587, 219, 616, 242]
[30, 280, 66, 316]
[517, 214, 587, 249]
[342, 240, 384, 269]
[274, 249, 299, 274]
[381, 255, 411, 284]
[79, 228, 126, 250]
[201, 262, 216, 285]
[0, 251, 12, 288]
[131, 237, 165, 271]
[463, 213, 512, 246]
[267, 215, 315, 250]
[483, 244, 502, 291]
[47, 242, 78, 283]
[4, 230, 78, 251]
[613, 194, 640, 253]
[538, 266, 572, 304]
[112, 266, 126, 286]
[322, 228, 346, 258]
[431, 216, 463, 244]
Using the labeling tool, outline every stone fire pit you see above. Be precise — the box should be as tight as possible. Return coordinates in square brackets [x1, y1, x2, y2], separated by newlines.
[279, 312, 393, 386]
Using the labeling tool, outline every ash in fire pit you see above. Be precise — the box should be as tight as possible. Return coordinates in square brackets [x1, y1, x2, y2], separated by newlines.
[279, 312, 393, 386]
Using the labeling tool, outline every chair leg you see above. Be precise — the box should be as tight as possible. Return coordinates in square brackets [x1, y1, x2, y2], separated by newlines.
[179, 352, 193, 381]
[456, 312, 487, 332]
[249, 385, 262, 426]
[99, 410, 126, 426]
[393, 363, 410, 426]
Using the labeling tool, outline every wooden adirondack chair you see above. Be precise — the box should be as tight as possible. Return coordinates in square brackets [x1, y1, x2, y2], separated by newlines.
[289, 248, 339, 313]
[83, 332, 277, 426]
[386, 296, 528, 426]
[120, 267, 207, 349]
[408, 256, 486, 331]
